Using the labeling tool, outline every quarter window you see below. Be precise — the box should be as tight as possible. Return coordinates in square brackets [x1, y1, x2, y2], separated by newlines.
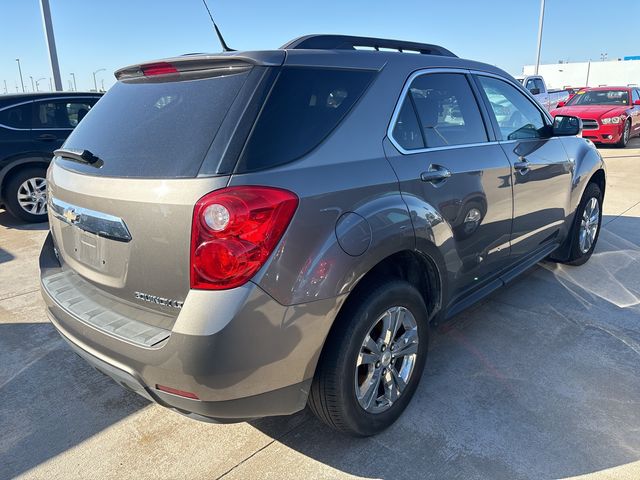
[477, 76, 547, 141]
[633, 89, 640, 104]
[0, 103, 32, 129]
[391, 73, 488, 151]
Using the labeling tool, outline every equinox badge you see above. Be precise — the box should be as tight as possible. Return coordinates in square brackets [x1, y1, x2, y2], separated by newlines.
[134, 291, 184, 309]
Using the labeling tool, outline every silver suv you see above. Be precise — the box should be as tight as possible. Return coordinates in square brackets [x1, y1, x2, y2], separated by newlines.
[40, 35, 605, 436]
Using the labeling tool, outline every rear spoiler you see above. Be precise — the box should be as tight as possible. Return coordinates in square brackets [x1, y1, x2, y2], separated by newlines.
[114, 51, 285, 81]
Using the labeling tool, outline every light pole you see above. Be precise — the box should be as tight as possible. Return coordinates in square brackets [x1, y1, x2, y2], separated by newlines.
[16, 59, 25, 92]
[534, 0, 546, 75]
[70, 72, 77, 91]
[92, 68, 105, 92]
[600, 53, 608, 62]
[30, 76, 35, 92]
[39, 0, 62, 90]
[3, 80, 7, 94]
[36, 78, 46, 92]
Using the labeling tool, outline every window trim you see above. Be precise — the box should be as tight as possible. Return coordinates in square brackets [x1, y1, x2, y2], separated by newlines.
[470, 71, 554, 143]
[0, 96, 99, 131]
[387, 68, 496, 155]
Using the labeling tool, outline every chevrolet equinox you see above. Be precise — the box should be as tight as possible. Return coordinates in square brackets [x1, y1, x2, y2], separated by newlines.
[40, 35, 606, 436]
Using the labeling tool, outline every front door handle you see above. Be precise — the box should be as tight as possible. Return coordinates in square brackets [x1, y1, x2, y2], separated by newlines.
[420, 165, 452, 183]
[513, 157, 530, 174]
[38, 134, 57, 141]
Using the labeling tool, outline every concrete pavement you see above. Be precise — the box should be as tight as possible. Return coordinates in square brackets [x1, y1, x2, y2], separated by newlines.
[1, 140, 639, 479]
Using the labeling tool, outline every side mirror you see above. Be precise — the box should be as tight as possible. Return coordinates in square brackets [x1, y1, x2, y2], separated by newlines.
[556, 101, 566, 108]
[530, 87, 541, 95]
[553, 115, 582, 137]
[634, 99, 640, 106]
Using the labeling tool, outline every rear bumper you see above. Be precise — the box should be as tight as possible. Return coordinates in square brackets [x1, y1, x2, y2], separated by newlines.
[581, 123, 624, 144]
[40, 233, 343, 421]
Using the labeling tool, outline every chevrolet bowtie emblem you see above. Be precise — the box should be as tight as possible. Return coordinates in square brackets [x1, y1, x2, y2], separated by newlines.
[63, 208, 79, 224]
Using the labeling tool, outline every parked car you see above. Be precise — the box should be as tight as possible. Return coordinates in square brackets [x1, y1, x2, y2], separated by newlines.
[0, 92, 102, 222]
[517, 75, 570, 111]
[40, 34, 605, 436]
[551, 86, 640, 147]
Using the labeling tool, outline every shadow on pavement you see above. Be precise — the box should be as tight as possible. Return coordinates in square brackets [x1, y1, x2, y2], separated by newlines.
[251, 215, 640, 479]
[0, 209, 49, 231]
[0, 322, 148, 479]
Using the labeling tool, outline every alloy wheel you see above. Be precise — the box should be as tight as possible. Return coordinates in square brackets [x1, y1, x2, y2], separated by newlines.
[579, 196, 600, 254]
[17, 177, 47, 215]
[355, 306, 419, 414]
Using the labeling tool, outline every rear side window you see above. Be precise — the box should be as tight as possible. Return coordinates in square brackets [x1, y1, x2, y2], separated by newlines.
[60, 71, 251, 178]
[34, 100, 96, 128]
[391, 73, 488, 150]
[0, 103, 32, 129]
[236, 67, 375, 173]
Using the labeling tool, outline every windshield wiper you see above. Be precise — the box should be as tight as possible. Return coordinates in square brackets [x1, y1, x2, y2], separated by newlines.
[54, 148, 103, 167]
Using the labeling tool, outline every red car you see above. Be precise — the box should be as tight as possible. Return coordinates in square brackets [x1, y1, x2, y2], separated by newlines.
[551, 86, 640, 147]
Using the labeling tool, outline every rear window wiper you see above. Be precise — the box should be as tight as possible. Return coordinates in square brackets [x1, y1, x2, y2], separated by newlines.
[54, 148, 103, 167]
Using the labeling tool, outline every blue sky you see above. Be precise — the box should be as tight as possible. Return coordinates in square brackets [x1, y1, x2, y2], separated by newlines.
[1, 0, 638, 93]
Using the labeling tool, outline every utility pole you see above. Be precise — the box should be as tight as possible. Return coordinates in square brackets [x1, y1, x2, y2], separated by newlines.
[92, 68, 105, 92]
[39, 0, 63, 91]
[70, 72, 77, 91]
[16, 59, 25, 92]
[534, 0, 546, 75]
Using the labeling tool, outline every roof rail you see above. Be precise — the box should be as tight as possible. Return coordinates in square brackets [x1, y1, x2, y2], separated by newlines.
[281, 34, 457, 57]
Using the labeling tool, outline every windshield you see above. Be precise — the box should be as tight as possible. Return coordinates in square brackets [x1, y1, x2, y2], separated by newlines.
[566, 89, 629, 106]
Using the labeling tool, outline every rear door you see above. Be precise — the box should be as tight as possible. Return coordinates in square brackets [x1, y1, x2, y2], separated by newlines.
[474, 74, 572, 260]
[32, 97, 98, 151]
[0, 100, 34, 160]
[384, 70, 513, 300]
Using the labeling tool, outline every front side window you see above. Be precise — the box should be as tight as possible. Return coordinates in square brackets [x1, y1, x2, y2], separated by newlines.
[0, 103, 32, 129]
[478, 76, 547, 141]
[391, 73, 488, 150]
[34, 100, 97, 129]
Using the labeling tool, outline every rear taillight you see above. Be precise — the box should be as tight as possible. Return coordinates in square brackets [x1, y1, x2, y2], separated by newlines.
[141, 62, 178, 76]
[190, 186, 298, 290]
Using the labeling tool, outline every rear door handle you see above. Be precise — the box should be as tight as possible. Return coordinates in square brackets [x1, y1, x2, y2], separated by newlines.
[420, 165, 452, 183]
[38, 134, 57, 141]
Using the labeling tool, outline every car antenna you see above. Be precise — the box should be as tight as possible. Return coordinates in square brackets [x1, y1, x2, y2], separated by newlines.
[201, 0, 234, 52]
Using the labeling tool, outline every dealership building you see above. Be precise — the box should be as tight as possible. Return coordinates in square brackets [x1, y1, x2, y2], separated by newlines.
[522, 57, 640, 89]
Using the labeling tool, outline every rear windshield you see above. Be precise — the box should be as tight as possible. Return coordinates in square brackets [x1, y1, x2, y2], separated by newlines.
[59, 70, 251, 178]
[235, 67, 375, 173]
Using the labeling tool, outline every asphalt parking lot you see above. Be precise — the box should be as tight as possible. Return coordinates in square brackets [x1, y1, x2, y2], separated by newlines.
[1, 140, 639, 480]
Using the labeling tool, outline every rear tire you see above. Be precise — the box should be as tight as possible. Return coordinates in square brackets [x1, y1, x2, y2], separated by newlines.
[558, 182, 603, 266]
[308, 279, 429, 436]
[3, 167, 49, 223]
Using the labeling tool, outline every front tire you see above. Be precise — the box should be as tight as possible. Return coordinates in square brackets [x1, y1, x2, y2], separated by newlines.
[3, 167, 49, 223]
[617, 120, 631, 148]
[560, 182, 603, 266]
[308, 279, 429, 436]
